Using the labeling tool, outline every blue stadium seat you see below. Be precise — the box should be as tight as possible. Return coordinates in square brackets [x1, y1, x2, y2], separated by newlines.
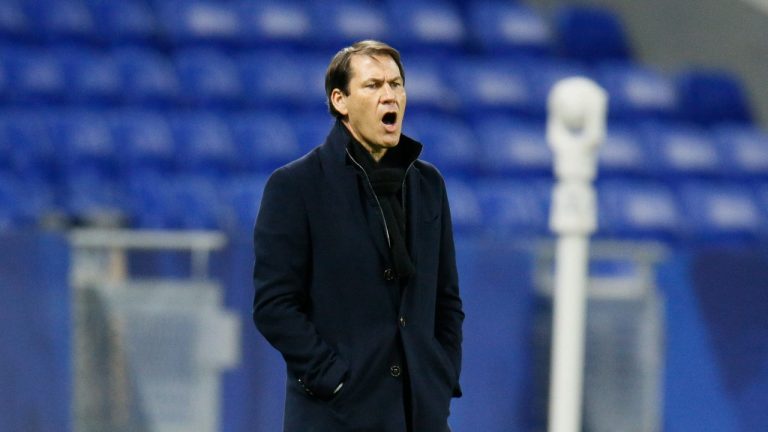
[714, 125, 768, 179]
[173, 49, 244, 108]
[165, 175, 227, 230]
[0, 174, 24, 229]
[55, 111, 118, 182]
[25, 0, 96, 43]
[524, 58, 589, 118]
[229, 111, 302, 174]
[472, 117, 550, 176]
[404, 112, 480, 177]
[86, 0, 158, 45]
[112, 47, 181, 106]
[239, 50, 321, 110]
[444, 177, 483, 234]
[476, 178, 551, 237]
[155, 0, 243, 47]
[386, 0, 467, 53]
[293, 110, 335, 153]
[401, 56, 458, 114]
[0, 0, 30, 41]
[237, 1, 312, 48]
[109, 110, 175, 177]
[125, 172, 175, 228]
[598, 180, 681, 239]
[58, 48, 122, 105]
[1, 47, 67, 105]
[677, 69, 753, 126]
[0, 110, 59, 181]
[169, 112, 238, 177]
[677, 181, 762, 241]
[554, 5, 631, 63]
[450, 57, 534, 119]
[641, 123, 723, 178]
[466, 1, 552, 56]
[596, 62, 679, 120]
[65, 174, 127, 227]
[222, 174, 268, 231]
[308, 1, 390, 49]
[599, 124, 652, 177]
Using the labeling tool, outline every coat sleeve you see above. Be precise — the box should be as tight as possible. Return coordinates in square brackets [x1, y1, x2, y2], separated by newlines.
[435, 178, 465, 398]
[252, 167, 349, 399]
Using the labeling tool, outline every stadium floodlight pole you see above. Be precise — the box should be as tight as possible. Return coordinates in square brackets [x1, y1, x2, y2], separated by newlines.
[546, 77, 608, 432]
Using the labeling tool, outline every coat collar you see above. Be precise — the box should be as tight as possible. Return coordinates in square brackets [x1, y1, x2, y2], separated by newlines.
[318, 119, 422, 171]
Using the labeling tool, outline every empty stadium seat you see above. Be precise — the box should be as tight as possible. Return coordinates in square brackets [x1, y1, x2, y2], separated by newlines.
[554, 5, 631, 63]
[0, 0, 30, 41]
[1, 47, 67, 104]
[677, 181, 762, 241]
[0, 110, 59, 181]
[403, 112, 479, 177]
[86, 0, 158, 45]
[401, 56, 458, 114]
[58, 48, 122, 105]
[65, 174, 127, 227]
[444, 177, 483, 234]
[293, 110, 335, 153]
[237, 1, 312, 48]
[641, 123, 724, 178]
[449, 57, 534, 119]
[55, 111, 118, 181]
[238, 50, 323, 110]
[524, 58, 589, 118]
[595, 62, 679, 120]
[173, 49, 244, 108]
[229, 111, 302, 173]
[599, 125, 652, 177]
[598, 180, 681, 239]
[155, 0, 243, 47]
[472, 117, 550, 176]
[169, 112, 238, 177]
[677, 69, 753, 126]
[221, 174, 268, 231]
[476, 178, 551, 237]
[714, 125, 768, 178]
[466, 1, 552, 56]
[386, 0, 467, 53]
[112, 47, 181, 106]
[308, 1, 390, 49]
[24, 0, 96, 43]
[109, 110, 175, 177]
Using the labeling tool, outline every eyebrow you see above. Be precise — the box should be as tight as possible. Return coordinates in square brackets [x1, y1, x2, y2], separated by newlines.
[362, 77, 403, 85]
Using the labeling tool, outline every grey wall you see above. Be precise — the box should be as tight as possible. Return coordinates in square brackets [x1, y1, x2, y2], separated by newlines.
[529, 0, 768, 127]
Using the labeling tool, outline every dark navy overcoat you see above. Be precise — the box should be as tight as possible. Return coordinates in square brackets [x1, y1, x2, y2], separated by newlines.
[253, 120, 464, 431]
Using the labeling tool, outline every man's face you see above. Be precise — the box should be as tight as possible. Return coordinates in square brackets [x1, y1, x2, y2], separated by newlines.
[333, 54, 406, 153]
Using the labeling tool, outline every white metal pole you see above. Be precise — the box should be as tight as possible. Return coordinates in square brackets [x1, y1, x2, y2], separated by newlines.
[546, 77, 608, 432]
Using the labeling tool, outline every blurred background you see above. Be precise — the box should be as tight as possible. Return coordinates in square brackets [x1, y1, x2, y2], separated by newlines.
[1, 0, 767, 431]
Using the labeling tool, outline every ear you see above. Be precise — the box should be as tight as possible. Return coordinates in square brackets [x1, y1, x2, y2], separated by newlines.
[330, 88, 348, 116]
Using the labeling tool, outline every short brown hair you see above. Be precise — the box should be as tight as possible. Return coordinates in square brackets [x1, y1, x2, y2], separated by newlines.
[324, 40, 405, 118]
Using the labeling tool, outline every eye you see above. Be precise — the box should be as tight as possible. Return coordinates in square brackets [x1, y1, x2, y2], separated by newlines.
[391, 81, 402, 88]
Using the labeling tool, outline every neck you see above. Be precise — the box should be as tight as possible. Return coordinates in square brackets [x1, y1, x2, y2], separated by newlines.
[342, 120, 387, 162]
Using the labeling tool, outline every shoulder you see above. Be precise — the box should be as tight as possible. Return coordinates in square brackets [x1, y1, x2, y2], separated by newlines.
[265, 149, 320, 191]
[414, 159, 447, 190]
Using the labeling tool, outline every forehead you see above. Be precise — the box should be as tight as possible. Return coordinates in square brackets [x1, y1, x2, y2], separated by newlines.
[349, 54, 401, 81]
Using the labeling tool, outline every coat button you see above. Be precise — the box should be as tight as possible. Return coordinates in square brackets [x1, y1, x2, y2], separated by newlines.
[384, 268, 395, 281]
[399, 316, 406, 328]
[390, 364, 402, 377]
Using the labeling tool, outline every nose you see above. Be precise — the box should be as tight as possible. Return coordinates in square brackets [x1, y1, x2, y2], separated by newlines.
[380, 83, 396, 102]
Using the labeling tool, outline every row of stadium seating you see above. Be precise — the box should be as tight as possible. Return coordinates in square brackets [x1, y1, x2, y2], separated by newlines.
[0, 45, 752, 126]
[1, 0, 612, 60]
[1, 109, 766, 181]
[2, 169, 768, 243]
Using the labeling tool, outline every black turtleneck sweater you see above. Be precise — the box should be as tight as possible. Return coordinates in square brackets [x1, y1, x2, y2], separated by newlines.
[347, 132, 417, 282]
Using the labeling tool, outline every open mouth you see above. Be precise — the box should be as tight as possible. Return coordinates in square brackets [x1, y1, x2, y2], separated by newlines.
[382, 112, 397, 126]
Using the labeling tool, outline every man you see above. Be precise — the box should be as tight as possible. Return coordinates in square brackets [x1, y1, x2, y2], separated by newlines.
[252, 40, 464, 432]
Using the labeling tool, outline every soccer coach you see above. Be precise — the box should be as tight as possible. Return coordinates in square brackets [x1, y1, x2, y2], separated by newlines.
[253, 40, 464, 432]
